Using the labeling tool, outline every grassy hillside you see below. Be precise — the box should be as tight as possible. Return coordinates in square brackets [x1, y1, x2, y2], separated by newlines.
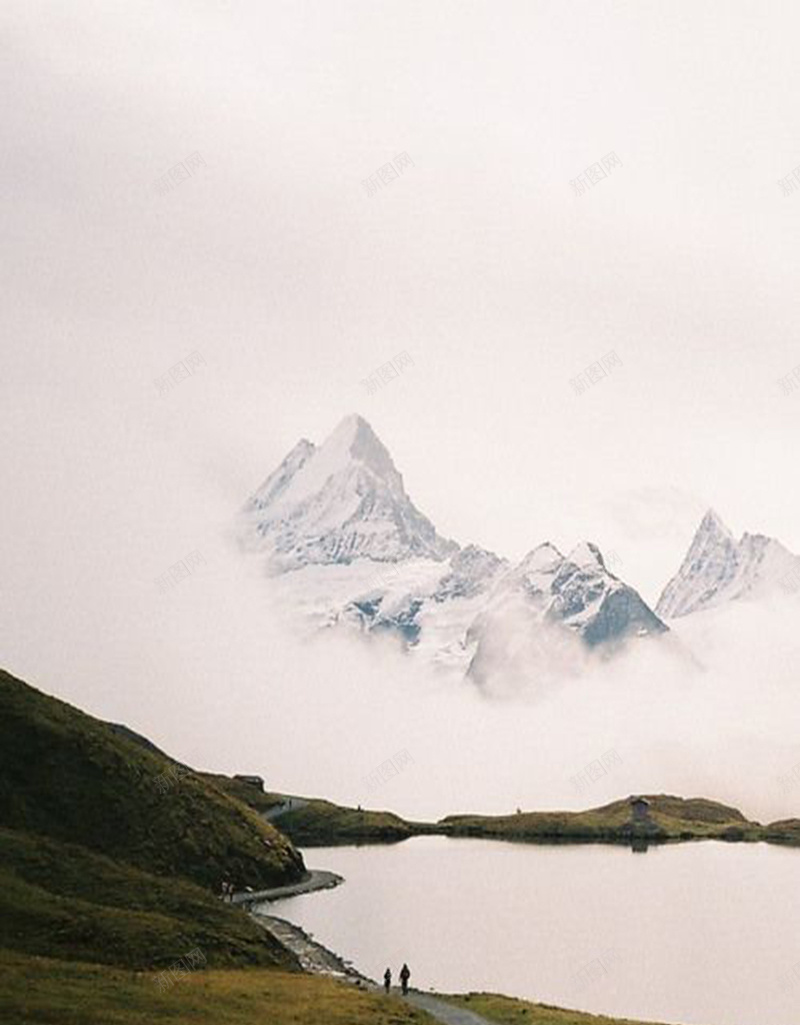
[761, 818, 800, 843]
[263, 794, 415, 845]
[444, 992, 677, 1025]
[0, 827, 296, 970]
[0, 668, 312, 973]
[0, 669, 303, 891]
[440, 795, 759, 844]
[0, 951, 438, 1025]
[203, 774, 286, 816]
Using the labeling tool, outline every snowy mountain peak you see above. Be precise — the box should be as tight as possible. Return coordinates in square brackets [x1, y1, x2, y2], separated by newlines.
[249, 438, 315, 511]
[449, 544, 505, 576]
[566, 541, 605, 569]
[699, 508, 734, 541]
[465, 537, 668, 688]
[241, 415, 456, 571]
[656, 512, 800, 618]
[518, 542, 563, 573]
[487, 540, 667, 642]
[324, 414, 399, 483]
[239, 417, 670, 683]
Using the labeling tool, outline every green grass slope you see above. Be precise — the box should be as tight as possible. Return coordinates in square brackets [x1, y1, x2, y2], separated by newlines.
[263, 794, 415, 845]
[203, 774, 286, 816]
[761, 818, 800, 843]
[0, 669, 304, 891]
[445, 992, 682, 1025]
[0, 827, 296, 969]
[0, 951, 439, 1025]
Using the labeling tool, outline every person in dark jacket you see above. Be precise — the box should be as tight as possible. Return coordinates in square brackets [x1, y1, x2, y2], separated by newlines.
[383, 967, 392, 993]
[399, 963, 410, 995]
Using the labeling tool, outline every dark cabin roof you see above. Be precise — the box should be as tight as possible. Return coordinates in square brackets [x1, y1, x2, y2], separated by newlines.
[233, 774, 265, 789]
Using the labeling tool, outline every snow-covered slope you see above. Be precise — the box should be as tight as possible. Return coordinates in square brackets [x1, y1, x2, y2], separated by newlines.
[241, 414, 456, 571]
[465, 540, 667, 687]
[504, 541, 665, 645]
[656, 509, 800, 618]
[241, 415, 669, 682]
[340, 543, 508, 665]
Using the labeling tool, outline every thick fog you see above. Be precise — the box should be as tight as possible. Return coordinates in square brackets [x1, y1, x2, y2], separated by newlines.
[3, 1, 800, 828]
[6, 469, 799, 826]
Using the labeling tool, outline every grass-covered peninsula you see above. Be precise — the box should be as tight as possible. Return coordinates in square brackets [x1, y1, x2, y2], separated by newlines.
[241, 788, 797, 850]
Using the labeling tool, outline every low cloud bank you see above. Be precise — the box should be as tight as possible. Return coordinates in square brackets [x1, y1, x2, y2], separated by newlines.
[114, 548, 800, 825]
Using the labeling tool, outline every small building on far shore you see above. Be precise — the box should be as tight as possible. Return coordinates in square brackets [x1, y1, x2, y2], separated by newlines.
[234, 774, 265, 791]
[630, 795, 651, 823]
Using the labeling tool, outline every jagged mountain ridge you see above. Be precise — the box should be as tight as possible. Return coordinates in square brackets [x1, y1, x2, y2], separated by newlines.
[242, 414, 456, 571]
[656, 509, 800, 618]
[240, 415, 669, 675]
[465, 540, 667, 689]
[489, 540, 666, 646]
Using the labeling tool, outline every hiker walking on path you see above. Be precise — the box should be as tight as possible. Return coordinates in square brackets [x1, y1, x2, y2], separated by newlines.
[383, 967, 392, 993]
[400, 962, 411, 995]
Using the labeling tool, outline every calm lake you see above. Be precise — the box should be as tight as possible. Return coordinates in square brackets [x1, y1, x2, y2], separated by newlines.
[263, 836, 800, 1025]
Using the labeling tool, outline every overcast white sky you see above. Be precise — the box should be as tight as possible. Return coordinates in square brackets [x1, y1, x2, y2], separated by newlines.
[2, 1, 800, 817]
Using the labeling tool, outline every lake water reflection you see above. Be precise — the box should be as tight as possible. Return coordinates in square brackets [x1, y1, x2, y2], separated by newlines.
[264, 836, 800, 1025]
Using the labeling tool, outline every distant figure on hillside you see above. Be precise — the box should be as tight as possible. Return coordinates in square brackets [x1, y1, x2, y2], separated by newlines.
[228, 882, 235, 903]
[383, 967, 392, 993]
[220, 879, 229, 900]
[399, 963, 410, 995]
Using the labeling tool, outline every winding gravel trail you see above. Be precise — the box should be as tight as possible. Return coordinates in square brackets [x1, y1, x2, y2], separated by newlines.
[403, 991, 496, 1025]
[233, 868, 342, 906]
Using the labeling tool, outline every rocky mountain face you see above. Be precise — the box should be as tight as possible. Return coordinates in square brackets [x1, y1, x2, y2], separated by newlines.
[240, 415, 669, 682]
[656, 509, 800, 618]
[464, 540, 667, 688]
[493, 540, 666, 646]
[242, 414, 456, 572]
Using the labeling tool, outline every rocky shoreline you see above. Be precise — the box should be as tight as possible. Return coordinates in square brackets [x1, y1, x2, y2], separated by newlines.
[251, 912, 373, 983]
